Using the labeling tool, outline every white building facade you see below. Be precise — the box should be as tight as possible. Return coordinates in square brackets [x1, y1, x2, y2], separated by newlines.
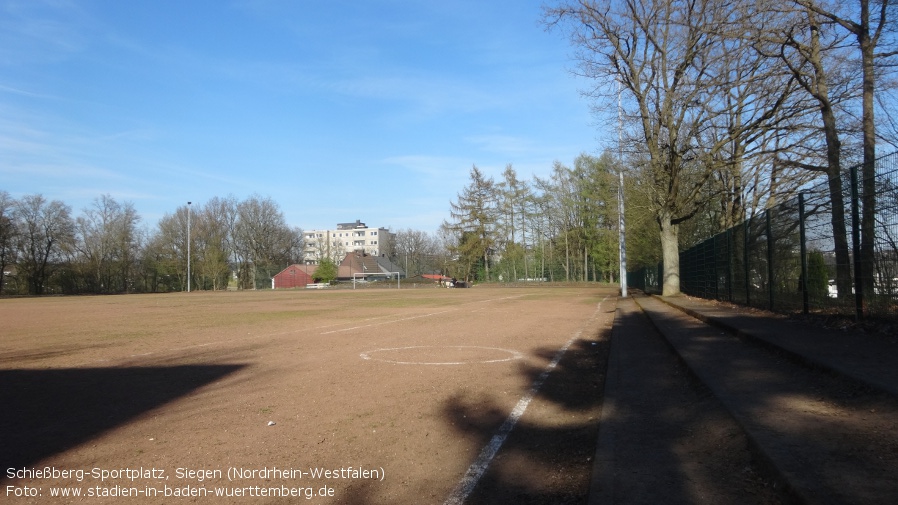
[303, 220, 392, 263]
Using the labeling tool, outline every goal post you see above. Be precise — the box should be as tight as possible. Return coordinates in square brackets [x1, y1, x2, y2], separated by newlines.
[352, 272, 401, 289]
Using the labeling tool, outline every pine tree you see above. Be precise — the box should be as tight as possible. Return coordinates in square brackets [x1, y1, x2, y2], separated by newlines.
[444, 166, 498, 282]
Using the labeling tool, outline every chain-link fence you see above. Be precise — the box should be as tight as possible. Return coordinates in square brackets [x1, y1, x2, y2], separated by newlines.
[628, 151, 898, 321]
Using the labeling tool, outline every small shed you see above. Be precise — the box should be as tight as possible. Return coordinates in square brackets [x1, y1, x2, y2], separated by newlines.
[272, 264, 318, 289]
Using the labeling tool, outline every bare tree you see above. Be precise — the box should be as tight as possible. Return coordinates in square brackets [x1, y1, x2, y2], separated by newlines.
[74, 195, 141, 293]
[547, 0, 797, 294]
[760, 2, 860, 299]
[791, 0, 898, 300]
[233, 195, 303, 289]
[194, 197, 234, 290]
[150, 206, 190, 291]
[547, 0, 728, 294]
[0, 191, 17, 294]
[702, 3, 815, 227]
[14, 194, 75, 295]
[392, 228, 440, 277]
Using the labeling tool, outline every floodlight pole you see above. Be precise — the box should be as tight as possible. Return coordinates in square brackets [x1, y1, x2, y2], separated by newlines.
[187, 201, 192, 293]
[617, 78, 628, 297]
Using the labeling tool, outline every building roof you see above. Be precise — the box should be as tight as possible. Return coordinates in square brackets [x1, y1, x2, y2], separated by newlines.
[274, 264, 318, 278]
[335, 253, 405, 279]
[336, 219, 366, 230]
[338, 253, 383, 278]
[422, 274, 452, 281]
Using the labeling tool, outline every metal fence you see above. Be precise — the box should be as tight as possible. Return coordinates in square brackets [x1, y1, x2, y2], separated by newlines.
[628, 151, 898, 321]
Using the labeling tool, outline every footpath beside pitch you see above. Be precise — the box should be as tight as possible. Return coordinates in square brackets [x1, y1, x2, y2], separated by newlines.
[655, 295, 898, 397]
[626, 294, 898, 505]
[589, 298, 787, 505]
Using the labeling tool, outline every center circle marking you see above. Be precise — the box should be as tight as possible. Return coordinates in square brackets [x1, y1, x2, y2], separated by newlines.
[360, 345, 523, 365]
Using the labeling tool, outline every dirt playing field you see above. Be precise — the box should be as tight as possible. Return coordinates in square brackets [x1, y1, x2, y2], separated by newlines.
[1, 285, 617, 504]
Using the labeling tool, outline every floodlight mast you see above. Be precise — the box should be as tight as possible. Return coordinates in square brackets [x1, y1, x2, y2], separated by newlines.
[618, 79, 628, 297]
[187, 201, 192, 293]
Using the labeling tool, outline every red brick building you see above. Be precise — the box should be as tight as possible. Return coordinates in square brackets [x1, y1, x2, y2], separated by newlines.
[272, 264, 318, 289]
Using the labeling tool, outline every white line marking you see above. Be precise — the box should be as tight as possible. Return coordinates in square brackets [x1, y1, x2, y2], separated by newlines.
[360, 346, 523, 365]
[320, 309, 454, 334]
[443, 296, 609, 505]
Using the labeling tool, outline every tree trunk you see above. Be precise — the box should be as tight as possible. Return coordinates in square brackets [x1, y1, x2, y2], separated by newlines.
[660, 211, 681, 296]
[814, 8, 853, 300]
[564, 229, 570, 282]
[583, 245, 588, 282]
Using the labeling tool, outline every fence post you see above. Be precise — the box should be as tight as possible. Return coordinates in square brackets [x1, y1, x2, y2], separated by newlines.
[798, 193, 809, 315]
[745, 219, 751, 306]
[767, 210, 775, 311]
[710, 235, 720, 300]
[726, 228, 733, 302]
[849, 163, 865, 321]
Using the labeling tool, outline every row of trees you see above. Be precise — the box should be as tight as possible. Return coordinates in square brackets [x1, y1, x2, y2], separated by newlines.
[1, 152, 634, 296]
[5, 0, 895, 296]
[545, 0, 898, 296]
[0, 192, 303, 295]
[440, 155, 623, 284]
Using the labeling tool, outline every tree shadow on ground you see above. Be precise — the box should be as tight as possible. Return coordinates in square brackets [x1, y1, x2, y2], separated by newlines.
[0, 364, 245, 473]
[442, 332, 612, 505]
[441, 298, 791, 505]
[643, 295, 898, 505]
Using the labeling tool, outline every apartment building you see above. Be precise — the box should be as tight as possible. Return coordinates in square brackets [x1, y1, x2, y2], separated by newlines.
[303, 220, 392, 263]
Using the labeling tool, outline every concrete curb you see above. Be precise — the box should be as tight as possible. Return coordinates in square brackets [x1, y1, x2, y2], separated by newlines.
[587, 306, 621, 505]
[633, 295, 813, 505]
[653, 295, 897, 397]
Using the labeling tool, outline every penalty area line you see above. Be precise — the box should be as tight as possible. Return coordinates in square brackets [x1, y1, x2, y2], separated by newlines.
[443, 295, 609, 505]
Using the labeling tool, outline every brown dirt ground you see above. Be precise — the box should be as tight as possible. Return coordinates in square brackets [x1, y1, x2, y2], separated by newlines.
[1, 285, 616, 504]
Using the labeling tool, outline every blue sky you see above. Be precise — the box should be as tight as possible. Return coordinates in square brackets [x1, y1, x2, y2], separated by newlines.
[0, 0, 604, 233]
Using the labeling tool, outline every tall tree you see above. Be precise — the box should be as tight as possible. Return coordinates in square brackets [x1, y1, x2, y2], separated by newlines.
[546, 0, 724, 294]
[574, 152, 620, 282]
[151, 207, 190, 291]
[444, 166, 498, 282]
[74, 195, 141, 293]
[765, 2, 858, 299]
[392, 228, 441, 277]
[547, 0, 796, 294]
[0, 191, 17, 294]
[534, 162, 579, 281]
[233, 195, 303, 289]
[194, 198, 233, 290]
[14, 194, 75, 295]
[497, 164, 533, 281]
[791, 0, 898, 300]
